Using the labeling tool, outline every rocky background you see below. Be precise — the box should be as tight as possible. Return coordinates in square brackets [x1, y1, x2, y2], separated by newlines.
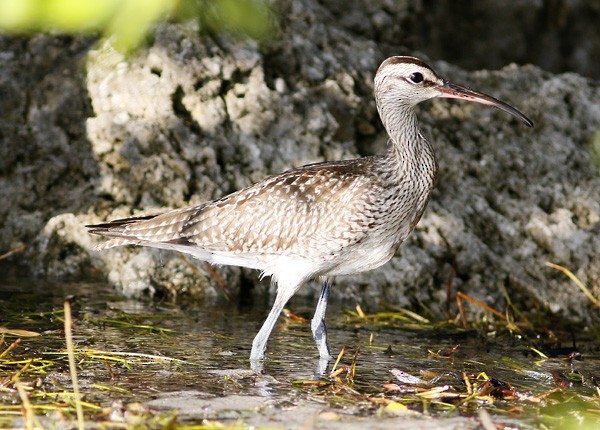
[1, 0, 598, 322]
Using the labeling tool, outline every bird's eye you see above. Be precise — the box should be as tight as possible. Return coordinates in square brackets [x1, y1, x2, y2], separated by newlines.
[409, 72, 424, 84]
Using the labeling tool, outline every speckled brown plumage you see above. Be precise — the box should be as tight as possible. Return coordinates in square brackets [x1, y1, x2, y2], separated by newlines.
[90, 153, 435, 274]
[87, 56, 532, 366]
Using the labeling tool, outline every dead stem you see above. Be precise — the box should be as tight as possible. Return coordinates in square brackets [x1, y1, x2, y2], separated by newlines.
[456, 291, 508, 328]
[0, 245, 27, 261]
[14, 375, 43, 430]
[0, 338, 21, 359]
[178, 254, 235, 301]
[64, 301, 85, 430]
[545, 262, 600, 308]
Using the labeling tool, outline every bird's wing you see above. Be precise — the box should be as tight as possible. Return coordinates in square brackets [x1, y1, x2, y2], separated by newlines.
[88, 158, 377, 257]
[180, 160, 376, 256]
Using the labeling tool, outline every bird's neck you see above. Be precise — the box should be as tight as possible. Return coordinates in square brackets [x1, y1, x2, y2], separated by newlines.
[378, 103, 436, 173]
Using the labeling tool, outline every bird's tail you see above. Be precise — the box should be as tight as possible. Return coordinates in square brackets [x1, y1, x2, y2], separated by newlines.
[86, 215, 158, 250]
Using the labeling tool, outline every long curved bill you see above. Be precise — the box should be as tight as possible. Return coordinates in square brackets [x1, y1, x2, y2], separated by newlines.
[438, 81, 534, 127]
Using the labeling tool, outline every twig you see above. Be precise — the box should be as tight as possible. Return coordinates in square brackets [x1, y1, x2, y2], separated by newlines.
[0, 245, 28, 261]
[178, 254, 235, 301]
[203, 262, 235, 302]
[446, 266, 456, 316]
[456, 292, 506, 328]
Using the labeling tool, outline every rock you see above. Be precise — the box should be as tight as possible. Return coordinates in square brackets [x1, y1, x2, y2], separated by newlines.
[0, 1, 598, 323]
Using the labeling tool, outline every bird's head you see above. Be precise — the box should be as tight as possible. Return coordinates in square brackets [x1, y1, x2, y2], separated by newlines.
[374, 56, 533, 127]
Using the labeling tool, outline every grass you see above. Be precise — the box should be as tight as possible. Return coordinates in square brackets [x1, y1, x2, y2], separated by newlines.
[288, 265, 600, 428]
[0, 302, 204, 429]
[0, 265, 599, 429]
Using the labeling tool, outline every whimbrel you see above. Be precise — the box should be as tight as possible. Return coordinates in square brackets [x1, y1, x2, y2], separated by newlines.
[87, 56, 533, 366]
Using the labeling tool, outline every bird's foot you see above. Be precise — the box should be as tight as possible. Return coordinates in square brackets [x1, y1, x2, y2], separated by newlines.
[314, 356, 331, 377]
[249, 358, 265, 373]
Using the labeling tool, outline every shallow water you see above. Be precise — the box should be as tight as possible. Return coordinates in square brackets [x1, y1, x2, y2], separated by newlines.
[1, 278, 599, 429]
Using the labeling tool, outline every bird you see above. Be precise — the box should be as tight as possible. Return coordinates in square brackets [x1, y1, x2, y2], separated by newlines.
[87, 56, 533, 368]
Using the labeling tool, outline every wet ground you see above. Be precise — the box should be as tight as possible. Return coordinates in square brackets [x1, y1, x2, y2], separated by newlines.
[1, 277, 599, 429]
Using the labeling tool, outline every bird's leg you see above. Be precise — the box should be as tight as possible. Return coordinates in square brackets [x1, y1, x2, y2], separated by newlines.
[250, 283, 296, 365]
[311, 280, 332, 360]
